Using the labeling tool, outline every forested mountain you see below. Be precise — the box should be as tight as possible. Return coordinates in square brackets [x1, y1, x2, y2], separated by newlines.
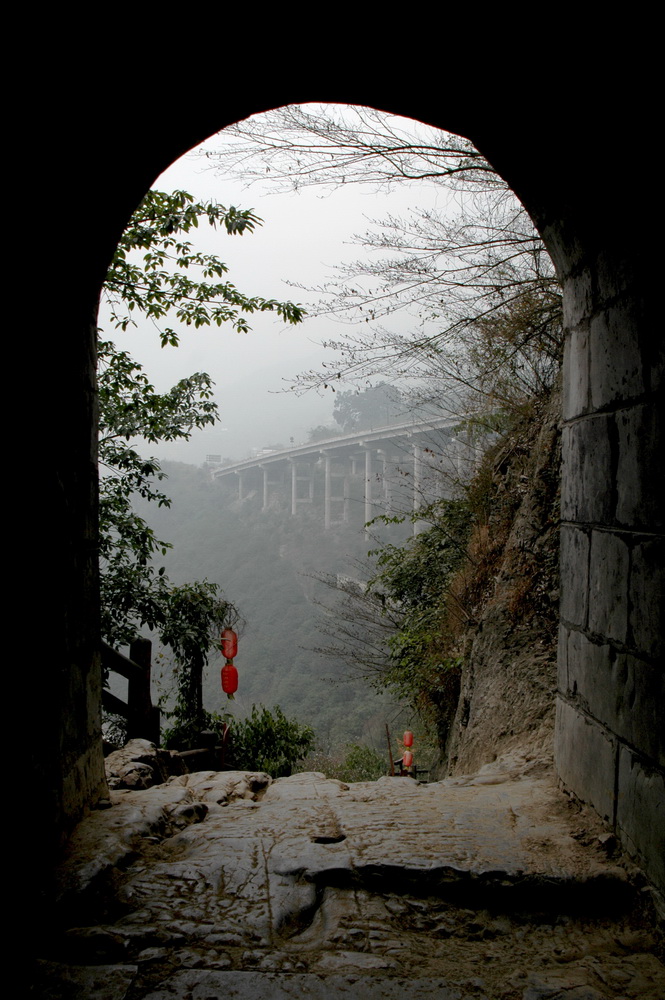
[132, 461, 411, 752]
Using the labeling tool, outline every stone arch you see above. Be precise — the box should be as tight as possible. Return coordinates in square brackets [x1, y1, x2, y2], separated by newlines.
[30, 86, 662, 893]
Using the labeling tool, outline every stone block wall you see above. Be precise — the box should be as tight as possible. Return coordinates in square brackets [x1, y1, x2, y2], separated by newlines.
[556, 269, 664, 891]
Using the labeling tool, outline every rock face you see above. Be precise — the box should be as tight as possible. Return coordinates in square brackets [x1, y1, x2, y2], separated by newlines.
[37, 763, 664, 999]
[105, 739, 188, 790]
[446, 390, 562, 779]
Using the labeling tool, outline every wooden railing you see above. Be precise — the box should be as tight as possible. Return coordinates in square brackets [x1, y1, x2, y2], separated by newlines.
[101, 638, 160, 744]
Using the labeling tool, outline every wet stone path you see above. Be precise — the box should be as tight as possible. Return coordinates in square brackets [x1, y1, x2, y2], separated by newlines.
[34, 759, 664, 999]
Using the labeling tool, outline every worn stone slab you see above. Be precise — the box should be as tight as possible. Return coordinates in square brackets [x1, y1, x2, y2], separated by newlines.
[629, 536, 665, 661]
[559, 527, 589, 628]
[105, 739, 187, 790]
[589, 301, 643, 411]
[61, 764, 628, 934]
[562, 325, 590, 421]
[588, 530, 630, 645]
[562, 631, 664, 767]
[616, 746, 665, 891]
[560, 416, 614, 526]
[616, 405, 665, 531]
[554, 699, 617, 822]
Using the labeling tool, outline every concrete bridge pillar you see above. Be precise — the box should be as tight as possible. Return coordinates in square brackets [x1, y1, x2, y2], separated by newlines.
[413, 444, 423, 535]
[289, 460, 297, 517]
[260, 464, 283, 511]
[261, 466, 269, 510]
[324, 453, 332, 530]
[289, 460, 315, 518]
[343, 471, 351, 524]
[377, 448, 390, 506]
[364, 448, 373, 532]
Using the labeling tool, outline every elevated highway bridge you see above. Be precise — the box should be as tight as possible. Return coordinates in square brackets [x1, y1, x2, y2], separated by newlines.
[212, 415, 480, 531]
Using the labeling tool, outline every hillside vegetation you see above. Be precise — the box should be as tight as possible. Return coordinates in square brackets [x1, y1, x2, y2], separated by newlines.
[127, 373, 560, 779]
[131, 465, 411, 755]
[308, 386, 562, 776]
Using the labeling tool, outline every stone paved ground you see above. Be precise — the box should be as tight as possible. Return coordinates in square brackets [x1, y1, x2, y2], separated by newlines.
[33, 756, 664, 999]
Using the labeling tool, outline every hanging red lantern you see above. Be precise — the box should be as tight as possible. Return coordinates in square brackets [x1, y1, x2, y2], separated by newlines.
[221, 661, 238, 698]
[403, 730, 414, 747]
[221, 628, 238, 659]
[402, 749, 414, 768]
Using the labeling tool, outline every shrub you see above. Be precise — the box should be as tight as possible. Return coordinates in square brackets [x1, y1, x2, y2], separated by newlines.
[296, 742, 386, 782]
[228, 705, 315, 778]
[162, 709, 229, 752]
[337, 743, 386, 782]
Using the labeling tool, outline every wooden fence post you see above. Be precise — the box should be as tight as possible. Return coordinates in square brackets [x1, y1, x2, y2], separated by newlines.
[128, 637, 159, 743]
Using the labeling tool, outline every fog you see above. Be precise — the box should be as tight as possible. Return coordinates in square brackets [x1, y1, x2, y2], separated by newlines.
[99, 111, 447, 462]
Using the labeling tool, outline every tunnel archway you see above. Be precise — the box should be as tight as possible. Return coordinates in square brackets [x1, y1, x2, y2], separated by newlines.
[34, 86, 662, 893]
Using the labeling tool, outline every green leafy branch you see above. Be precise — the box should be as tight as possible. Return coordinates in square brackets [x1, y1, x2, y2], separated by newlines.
[104, 189, 305, 346]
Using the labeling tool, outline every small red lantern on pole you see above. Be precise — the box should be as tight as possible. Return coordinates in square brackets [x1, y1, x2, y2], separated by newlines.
[221, 661, 238, 699]
[400, 729, 415, 776]
[221, 628, 238, 659]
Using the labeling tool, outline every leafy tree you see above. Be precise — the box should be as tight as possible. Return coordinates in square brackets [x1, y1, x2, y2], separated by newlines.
[337, 743, 386, 782]
[104, 188, 304, 346]
[228, 705, 315, 777]
[159, 581, 242, 750]
[98, 341, 221, 646]
[99, 189, 304, 668]
[366, 501, 470, 709]
[307, 424, 338, 442]
[207, 105, 562, 413]
[332, 382, 404, 432]
[311, 498, 471, 717]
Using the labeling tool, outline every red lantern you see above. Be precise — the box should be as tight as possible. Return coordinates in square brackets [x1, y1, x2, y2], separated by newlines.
[221, 628, 238, 659]
[402, 749, 414, 768]
[403, 730, 414, 747]
[221, 661, 238, 698]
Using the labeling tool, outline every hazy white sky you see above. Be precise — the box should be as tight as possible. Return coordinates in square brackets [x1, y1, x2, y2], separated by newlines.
[100, 109, 448, 463]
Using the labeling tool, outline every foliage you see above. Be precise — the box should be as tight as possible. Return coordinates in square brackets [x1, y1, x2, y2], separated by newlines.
[465, 287, 563, 409]
[337, 743, 386, 782]
[155, 581, 242, 750]
[296, 742, 386, 782]
[102, 711, 129, 750]
[228, 705, 315, 777]
[366, 500, 470, 706]
[311, 498, 471, 717]
[332, 382, 405, 432]
[307, 424, 338, 442]
[104, 188, 304, 347]
[158, 581, 239, 672]
[99, 188, 303, 654]
[98, 340, 221, 646]
[162, 708, 228, 752]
